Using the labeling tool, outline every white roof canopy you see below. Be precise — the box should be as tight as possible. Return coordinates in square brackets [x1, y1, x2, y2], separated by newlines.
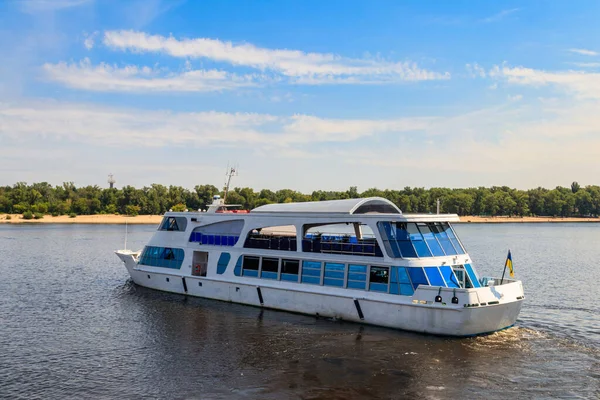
[251, 197, 402, 215]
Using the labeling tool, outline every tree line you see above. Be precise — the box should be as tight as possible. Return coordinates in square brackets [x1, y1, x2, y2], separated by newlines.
[1, 181, 599, 217]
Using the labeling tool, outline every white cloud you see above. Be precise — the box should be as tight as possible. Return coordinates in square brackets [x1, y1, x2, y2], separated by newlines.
[101, 30, 449, 84]
[569, 62, 600, 68]
[3, 96, 600, 189]
[489, 64, 600, 99]
[466, 63, 486, 78]
[0, 100, 433, 149]
[508, 94, 523, 101]
[568, 48, 598, 56]
[42, 58, 262, 92]
[83, 32, 98, 50]
[480, 8, 520, 23]
[19, 0, 93, 12]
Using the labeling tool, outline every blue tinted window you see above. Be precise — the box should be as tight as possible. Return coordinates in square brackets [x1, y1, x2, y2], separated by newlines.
[389, 267, 416, 296]
[324, 263, 345, 287]
[431, 223, 457, 255]
[407, 224, 432, 257]
[347, 280, 366, 290]
[418, 224, 444, 256]
[242, 256, 259, 277]
[407, 267, 429, 289]
[439, 266, 460, 288]
[464, 264, 481, 288]
[234, 256, 242, 276]
[347, 264, 367, 289]
[302, 260, 322, 285]
[445, 225, 465, 254]
[139, 246, 184, 269]
[369, 266, 389, 292]
[424, 267, 446, 287]
[216, 252, 230, 275]
[261, 257, 279, 280]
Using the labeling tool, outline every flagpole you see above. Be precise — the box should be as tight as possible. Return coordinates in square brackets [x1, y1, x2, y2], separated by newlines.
[500, 250, 509, 285]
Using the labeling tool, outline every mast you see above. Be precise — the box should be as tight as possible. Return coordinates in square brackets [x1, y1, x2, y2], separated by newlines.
[223, 166, 238, 203]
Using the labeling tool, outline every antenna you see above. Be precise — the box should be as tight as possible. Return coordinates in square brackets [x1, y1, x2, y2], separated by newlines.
[108, 173, 116, 189]
[223, 164, 238, 203]
[124, 220, 128, 250]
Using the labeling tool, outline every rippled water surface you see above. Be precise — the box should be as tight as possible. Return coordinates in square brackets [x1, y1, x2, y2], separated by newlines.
[0, 223, 598, 399]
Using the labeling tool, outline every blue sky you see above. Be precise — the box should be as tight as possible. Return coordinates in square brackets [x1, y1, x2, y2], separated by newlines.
[2, 0, 600, 192]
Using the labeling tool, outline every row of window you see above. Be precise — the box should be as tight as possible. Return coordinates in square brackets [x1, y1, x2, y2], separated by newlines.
[189, 232, 240, 247]
[377, 222, 465, 258]
[231, 255, 480, 295]
[139, 246, 185, 269]
[182, 219, 466, 260]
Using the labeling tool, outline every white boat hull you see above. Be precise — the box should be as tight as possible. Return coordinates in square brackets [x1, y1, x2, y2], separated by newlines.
[116, 251, 523, 337]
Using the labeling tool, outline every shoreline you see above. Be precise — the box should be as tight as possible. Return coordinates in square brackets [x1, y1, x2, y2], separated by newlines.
[1, 213, 599, 224]
[0, 214, 163, 224]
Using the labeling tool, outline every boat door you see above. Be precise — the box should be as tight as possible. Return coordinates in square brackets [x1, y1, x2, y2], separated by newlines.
[192, 251, 208, 276]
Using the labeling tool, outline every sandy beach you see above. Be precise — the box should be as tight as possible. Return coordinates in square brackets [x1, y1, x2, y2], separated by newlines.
[1, 213, 599, 224]
[456, 215, 600, 223]
[0, 214, 163, 224]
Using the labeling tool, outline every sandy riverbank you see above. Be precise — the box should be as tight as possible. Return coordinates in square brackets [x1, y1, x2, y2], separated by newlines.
[1, 213, 599, 224]
[455, 215, 600, 223]
[0, 214, 163, 224]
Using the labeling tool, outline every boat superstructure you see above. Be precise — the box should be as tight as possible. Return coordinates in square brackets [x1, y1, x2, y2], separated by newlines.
[115, 196, 524, 336]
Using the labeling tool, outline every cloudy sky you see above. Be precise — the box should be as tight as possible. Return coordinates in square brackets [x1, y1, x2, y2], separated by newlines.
[1, 0, 600, 191]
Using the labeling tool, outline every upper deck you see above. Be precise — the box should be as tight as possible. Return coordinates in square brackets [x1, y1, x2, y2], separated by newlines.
[189, 197, 460, 223]
[156, 197, 466, 264]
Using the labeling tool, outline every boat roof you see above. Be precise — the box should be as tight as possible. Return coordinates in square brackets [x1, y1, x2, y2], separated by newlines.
[251, 197, 401, 215]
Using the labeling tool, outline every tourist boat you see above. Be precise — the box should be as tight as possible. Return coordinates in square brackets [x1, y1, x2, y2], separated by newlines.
[115, 196, 524, 336]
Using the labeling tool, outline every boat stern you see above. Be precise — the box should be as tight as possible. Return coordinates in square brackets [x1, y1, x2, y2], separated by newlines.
[411, 278, 525, 336]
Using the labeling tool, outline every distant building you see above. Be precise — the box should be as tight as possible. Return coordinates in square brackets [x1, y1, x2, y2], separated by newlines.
[108, 174, 116, 189]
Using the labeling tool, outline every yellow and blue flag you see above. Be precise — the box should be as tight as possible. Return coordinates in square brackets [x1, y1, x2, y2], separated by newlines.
[505, 250, 514, 278]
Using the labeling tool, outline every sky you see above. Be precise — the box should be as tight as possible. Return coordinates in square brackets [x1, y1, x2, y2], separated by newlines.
[1, 0, 600, 192]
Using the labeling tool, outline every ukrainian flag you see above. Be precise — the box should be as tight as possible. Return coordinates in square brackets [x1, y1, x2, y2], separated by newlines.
[505, 250, 514, 278]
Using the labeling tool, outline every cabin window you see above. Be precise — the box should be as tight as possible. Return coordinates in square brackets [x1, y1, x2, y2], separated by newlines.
[302, 223, 383, 257]
[407, 267, 429, 290]
[189, 220, 244, 246]
[261, 257, 279, 280]
[377, 222, 465, 258]
[242, 256, 259, 277]
[424, 267, 446, 287]
[244, 225, 297, 251]
[301, 260, 322, 285]
[430, 223, 458, 255]
[418, 224, 445, 256]
[347, 264, 367, 290]
[369, 266, 389, 293]
[463, 264, 481, 288]
[139, 246, 184, 269]
[439, 266, 460, 288]
[390, 267, 414, 296]
[234, 256, 242, 276]
[281, 259, 300, 282]
[323, 263, 345, 287]
[216, 252, 231, 275]
[159, 216, 188, 232]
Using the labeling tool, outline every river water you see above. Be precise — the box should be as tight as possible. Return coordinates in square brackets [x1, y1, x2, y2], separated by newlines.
[0, 223, 598, 399]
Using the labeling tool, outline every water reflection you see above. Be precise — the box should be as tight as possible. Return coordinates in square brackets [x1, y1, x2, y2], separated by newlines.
[0, 224, 598, 399]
